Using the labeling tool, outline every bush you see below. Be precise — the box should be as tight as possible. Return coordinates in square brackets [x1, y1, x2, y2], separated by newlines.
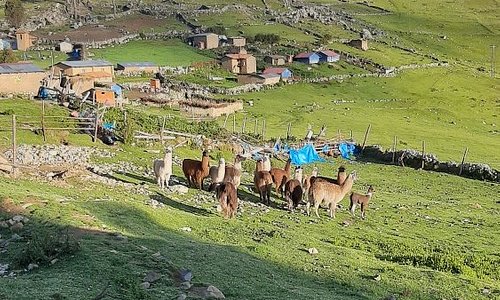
[15, 225, 80, 268]
[253, 33, 280, 44]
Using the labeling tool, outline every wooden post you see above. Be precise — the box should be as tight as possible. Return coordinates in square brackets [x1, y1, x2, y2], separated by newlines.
[232, 114, 236, 133]
[421, 141, 426, 169]
[349, 130, 353, 140]
[160, 116, 166, 144]
[286, 122, 291, 139]
[254, 118, 258, 134]
[241, 116, 247, 133]
[459, 147, 469, 175]
[11, 115, 16, 175]
[123, 110, 127, 125]
[261, 119, 266, 141]
[361, 124, 371, 152]
[93, 112, 99, 143]
[391, 136, 397, 164]
[41, 99, 46, 142]
[223, 114, 229, 129]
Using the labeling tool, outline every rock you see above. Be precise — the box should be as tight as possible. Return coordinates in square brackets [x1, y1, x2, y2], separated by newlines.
[177, 293, 187, 300]
[179, 269, 193, 282]
[10, 222, 24, 232]
[308, 248, 319, 255]
[384, 294, 396, 300]
[342, 220, 351, 227]
[0, 221, 8, 229]
[0, 263, 9, 276]
[27, 263, 39, 271]
[170, 185, 189, 194]
[140, 282, 151, 289]
[180, 227, 192, 232]
[180, 281, 192, 290]
[373, 274, 381, 281]
[204, 285, 225, 299]
[482, 288, 490, 295]
[50, 258, 59, 265]
[143, 271, 161, 283]
[11, 215, 24, 223]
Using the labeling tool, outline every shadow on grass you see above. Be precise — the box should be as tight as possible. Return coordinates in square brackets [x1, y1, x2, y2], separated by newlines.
[237, 184, 287, 211]
[152, 192, 212, 217]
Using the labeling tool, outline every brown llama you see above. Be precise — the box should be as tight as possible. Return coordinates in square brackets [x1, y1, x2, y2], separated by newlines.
[302, 166, 318, 199]
[284, 179, 303, 211]
[254, 159, 273, 205]
[182, 150, 210, 190]
[270, 158, 292, 198]
[350, 185, 374, 219]
[215, 182, 238, 219]
[307, 171, 357, 218]
[223, 154, 246, 188]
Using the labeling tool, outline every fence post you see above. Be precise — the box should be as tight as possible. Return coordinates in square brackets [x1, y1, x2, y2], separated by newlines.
[391, 136, 397, 164]
[160, 116, 166, 144]
[286, 122, 291, 139]
[349, 130, 353, 140]
[421, 141, 426, 169]
[223, 114, 229, 129]
[361, 124, 371, 152]
[241, 116, 247, 134]
[261, 119, 266, 141]
[459, 147, 469, 175]
[11, 115, 17, 175]
[254, 118, 258, 135]
[232, 114, 236, 133]
[93, 112, 99, 143]
[41, 99, 46, 142]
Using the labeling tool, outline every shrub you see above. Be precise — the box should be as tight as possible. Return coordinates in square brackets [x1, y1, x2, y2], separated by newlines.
[253, 33, 280, 44]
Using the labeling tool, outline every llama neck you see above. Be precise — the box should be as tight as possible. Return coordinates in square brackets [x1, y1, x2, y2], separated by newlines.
[339, 175, 354, 196]
[234, 161, 242, 170]
[202, 156, 209, 168]
[163, 152, 171, 162]
[366, 192, 373, 199]
[284, 160, 291, 173]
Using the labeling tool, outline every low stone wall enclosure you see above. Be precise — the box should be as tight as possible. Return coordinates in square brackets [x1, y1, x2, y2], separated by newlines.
[362, 145, 499, 183]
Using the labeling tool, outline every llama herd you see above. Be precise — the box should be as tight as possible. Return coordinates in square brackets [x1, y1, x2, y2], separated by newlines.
[153, 147, 375, 220]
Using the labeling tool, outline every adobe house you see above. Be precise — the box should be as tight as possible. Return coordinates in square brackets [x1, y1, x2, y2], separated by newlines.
[237, 73, 280, 85]
[68, 72, 113, 94]
[221, 53, 256, 74]
[0, 63, 46, 95]
[227, 36, 246, 47]
[317, 50, 340, 63]
[264, 55, 287, 66]
[293, 52, 320, 64]
[53, 60, 114, 77]
[15, 31, 37, 51]
[262, 67, 293, 81]
[348, 39, 368, 51]
[116, 62, 159, 75]
[188, 33, 219, 50]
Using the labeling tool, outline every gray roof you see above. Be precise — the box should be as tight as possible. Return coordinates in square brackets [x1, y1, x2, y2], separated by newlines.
[0, 63, 44, 74]
[117, 62, 157, 68]
[257, 73, 280, 79]
[189, 33, 218, 38]
[57, 60, 112, 68]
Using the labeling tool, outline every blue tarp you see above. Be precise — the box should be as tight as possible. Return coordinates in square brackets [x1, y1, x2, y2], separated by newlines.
[289, 144, 325, 166]
[111, 84, 122, 96]
[339, 143, 358, 159]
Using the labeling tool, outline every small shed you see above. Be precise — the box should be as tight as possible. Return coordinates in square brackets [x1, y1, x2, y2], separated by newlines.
[262, 67, 293, 81]
[15, 31, 36, 51]
[188, 33, 219, 50]
[317, 50, 340, 63]
[264, 55, 286, 66]
[293, 52, 320, 64]
[58, 41, 73, 53]
[227, 37, 246, 47]
[86, 88, 116, 107]
[116, 62, 159, 75]
[237, 73, 280, 85]
[348, 39, 368, 51]
[0, 63, 46, 95]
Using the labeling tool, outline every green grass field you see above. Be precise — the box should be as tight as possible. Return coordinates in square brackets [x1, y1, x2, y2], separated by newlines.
[91, 39, 214, 67]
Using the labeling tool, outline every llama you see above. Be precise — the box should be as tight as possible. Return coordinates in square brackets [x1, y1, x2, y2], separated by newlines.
[215, 182, 238, 219]
[208, 158, 226, 191]
[284, 179, 303, 211]
[270, 158, 292, 198]
[306, 171, 357, 218]
[262, 154, 271, 172]
[303, 166, 319, 199]
[350, 185, 374, 219]
[294, 167, 303, 185]
[314, 166, 347, 185]
[254, 159, 273, 205]
[182, 150, 210, 190]
[153, 146, 173, 189]
[223, 154, 246, 188]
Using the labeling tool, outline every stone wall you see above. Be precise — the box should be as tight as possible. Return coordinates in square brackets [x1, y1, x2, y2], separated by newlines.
[362, 145, 499, 183]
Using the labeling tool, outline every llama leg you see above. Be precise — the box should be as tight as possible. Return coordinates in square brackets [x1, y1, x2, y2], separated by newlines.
[306, 201, 311, 216]
[157, 176, 162, 188]
[350, 202, 356, 217]
[314, 203, 321, 218]
[165, 174, 171, 188]
[361, 203, 366, 220]
[330, 203, 337, 218]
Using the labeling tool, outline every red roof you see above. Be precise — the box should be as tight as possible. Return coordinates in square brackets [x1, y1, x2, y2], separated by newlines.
[294, 52, 315, 59]
[262, 67, 287, 74]
[318, 50, 339, 57]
